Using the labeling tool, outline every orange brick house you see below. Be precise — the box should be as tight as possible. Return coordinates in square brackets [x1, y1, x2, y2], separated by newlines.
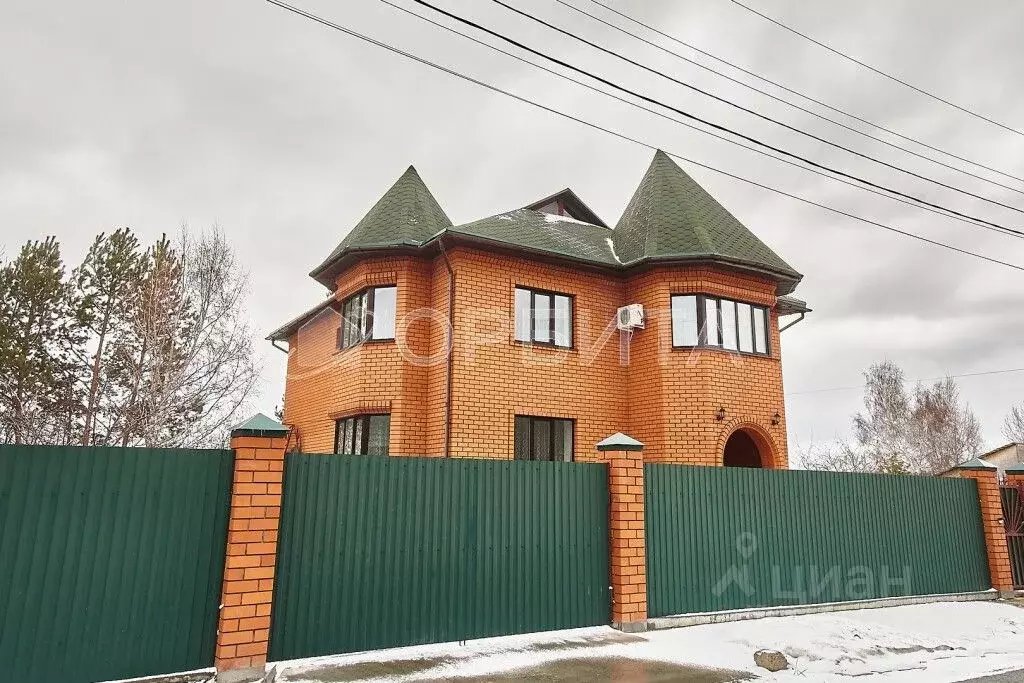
[270, 150, 809, 467]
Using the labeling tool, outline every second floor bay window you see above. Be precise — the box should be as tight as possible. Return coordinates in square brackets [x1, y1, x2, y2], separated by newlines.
[514, 286, 573, 348]
[671, 294, 770, 356]
[337, 285, 397, 349]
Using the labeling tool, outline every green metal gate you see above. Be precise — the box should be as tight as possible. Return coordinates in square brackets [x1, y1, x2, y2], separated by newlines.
[645, 465, 990, 617]
[0, 445, 233, 683]
[270, 455, 610, 661]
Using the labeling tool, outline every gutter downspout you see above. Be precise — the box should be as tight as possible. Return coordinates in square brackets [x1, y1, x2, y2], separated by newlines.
[440, 238, 455, 458]
[270, 339, 289, 354]
[779, 312, 805, 333]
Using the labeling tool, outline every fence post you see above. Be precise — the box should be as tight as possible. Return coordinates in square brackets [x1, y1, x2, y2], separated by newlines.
[953, 458, 1013, 597]
[597, 432, 647, 632]
[216, 414, 290, 682]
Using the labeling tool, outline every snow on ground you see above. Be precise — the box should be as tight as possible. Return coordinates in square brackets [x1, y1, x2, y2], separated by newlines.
[273, 600, 1024, 682]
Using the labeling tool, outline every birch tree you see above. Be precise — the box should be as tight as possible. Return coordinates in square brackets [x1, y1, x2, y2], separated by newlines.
[109, 228, 261, 447]
[1004, 405, 1024, 444]
[803, 362, 982, 474]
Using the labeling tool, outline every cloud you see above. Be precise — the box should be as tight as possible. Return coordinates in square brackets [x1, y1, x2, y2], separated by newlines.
[2, 0, 1022, 448]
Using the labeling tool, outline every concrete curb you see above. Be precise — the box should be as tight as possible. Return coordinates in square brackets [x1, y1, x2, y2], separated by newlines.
[647, 590, 999, 631]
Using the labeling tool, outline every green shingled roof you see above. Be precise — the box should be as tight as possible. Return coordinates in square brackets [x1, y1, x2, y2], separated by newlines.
[311, 165, 452, 278]
[309, 152, 801, 290]
[451, 209, 618, 266]
[613, 150, 800, 282]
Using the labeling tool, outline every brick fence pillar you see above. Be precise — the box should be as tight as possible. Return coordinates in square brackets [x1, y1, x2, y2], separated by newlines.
[597, 432, 647, 632]
[216, 414, 290, 682]
[953, 458, 1013, 597]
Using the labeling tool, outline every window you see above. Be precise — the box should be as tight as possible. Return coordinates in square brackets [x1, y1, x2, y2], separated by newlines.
[337, 286, 396, 349]
[670, 294, 771, 356]
[334, 414, 391, 455]
[514, 416, 574, 461]
[513, 287, 573, 348]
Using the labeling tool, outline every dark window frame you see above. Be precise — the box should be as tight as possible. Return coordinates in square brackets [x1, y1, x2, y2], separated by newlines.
[336, 285, 397, 350]
[333, 413, 391, 456]
[514, 285, 575, 349]
[670, 293, 772, 357]
[513, 414, 575, 461]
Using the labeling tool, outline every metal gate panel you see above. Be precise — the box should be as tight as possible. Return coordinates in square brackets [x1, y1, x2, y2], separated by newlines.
[269, 455, 610, 661]
[1000, 484, 1024, 590]
[0, 445, 233, 683]
[645, 464, 991, 617]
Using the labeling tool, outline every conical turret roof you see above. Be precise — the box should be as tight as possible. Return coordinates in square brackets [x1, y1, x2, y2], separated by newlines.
[613, 150, 800, 287]
[311, 165, 452, 283]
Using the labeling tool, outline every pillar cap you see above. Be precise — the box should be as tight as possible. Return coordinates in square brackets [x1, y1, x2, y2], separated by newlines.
[231, 412, 289, 438]
[954, 457, 997, 471]
[596, 432, 644, 452]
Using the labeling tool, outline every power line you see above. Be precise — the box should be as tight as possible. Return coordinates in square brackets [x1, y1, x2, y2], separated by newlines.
[729, 0, 1024, 139]
[787, 367, 1024, 397]
[377, 0, 1009, 238]
[476, 0, 1024, 224]
[551, 0, 1024, 199]
[263, 0, 1024, 274]
[588, 0, 1024, 186]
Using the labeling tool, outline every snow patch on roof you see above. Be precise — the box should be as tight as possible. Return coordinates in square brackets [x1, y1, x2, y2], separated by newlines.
[543, 213, 593, 225]
[605, 237, 621, 264]
[496, 214, 514, 221]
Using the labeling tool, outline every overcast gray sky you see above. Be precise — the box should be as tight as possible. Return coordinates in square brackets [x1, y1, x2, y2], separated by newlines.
[4, 0, 1024, 459]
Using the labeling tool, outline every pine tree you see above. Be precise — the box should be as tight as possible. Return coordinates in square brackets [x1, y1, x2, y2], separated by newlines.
[74, 228, 146, 446]
[0, 238, 79, 444]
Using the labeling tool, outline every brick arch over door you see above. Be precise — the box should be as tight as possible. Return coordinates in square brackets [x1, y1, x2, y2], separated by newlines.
[716, 419, 780, 469]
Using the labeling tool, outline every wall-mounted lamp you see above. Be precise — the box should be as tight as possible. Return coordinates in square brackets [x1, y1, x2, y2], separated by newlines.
[716, 407, 726, 421]
[771, 412, 781, 426]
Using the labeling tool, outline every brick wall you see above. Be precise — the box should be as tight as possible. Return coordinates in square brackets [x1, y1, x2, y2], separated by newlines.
[215, 435, 286, 674]
[280, 248, 791, 467]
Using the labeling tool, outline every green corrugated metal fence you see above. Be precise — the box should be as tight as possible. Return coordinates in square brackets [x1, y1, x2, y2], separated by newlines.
[645, 465, 990, 617]
[0, 445, 233, 683]
[270, 455, 610, 661]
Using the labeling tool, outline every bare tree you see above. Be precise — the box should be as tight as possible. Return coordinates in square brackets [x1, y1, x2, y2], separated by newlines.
[798, 438, 876, 473]
[803, 362, 982, 475]
[109, 228, 261, 448]
[1004, 405, 1024, 444]
[910, 378, 983, 473]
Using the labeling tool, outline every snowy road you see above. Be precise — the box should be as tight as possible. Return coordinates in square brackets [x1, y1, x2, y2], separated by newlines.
[269, 600, 1024, 682]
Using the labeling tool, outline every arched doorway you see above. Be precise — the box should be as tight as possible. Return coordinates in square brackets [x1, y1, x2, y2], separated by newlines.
[723, 429, 765, 468]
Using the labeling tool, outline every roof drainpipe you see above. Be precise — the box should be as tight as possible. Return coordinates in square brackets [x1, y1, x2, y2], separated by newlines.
[779, 312, 805, 333]
[440, 238, 455, 458]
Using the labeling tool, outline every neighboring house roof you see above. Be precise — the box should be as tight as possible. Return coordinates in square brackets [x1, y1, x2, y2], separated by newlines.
[937, 445, 1024, 476]
[613, 151, 800, 289]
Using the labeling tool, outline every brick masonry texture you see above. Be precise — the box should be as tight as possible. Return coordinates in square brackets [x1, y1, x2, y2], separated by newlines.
[958, 469, 1013, 591]
[282, 247, 790, 467]
[605, 448, 647, 624]
[215, 435, 286, 673]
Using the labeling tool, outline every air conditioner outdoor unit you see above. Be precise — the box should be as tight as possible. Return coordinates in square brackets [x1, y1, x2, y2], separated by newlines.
[616, 304, 644, 331]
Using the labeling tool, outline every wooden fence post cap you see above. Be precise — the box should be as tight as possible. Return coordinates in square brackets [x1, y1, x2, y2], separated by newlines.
[230, 413, 289, 439]
[596, 432, 644, 452]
